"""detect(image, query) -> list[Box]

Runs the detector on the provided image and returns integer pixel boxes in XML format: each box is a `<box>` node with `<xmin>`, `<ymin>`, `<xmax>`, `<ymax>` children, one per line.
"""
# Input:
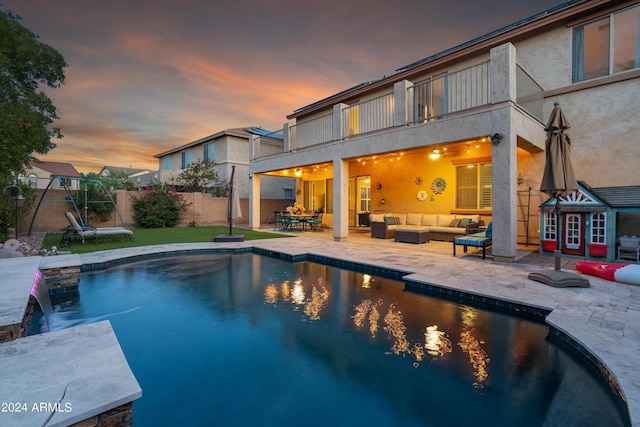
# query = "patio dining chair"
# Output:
<box><xmin>307</xmin><ymin>213</ymin><xmax>323</xmax><ymax>231</ymax></box>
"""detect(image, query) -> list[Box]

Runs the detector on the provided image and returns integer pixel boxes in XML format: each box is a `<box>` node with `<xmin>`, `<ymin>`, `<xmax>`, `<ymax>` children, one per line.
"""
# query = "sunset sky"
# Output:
<box><xmin>3</xmin><ymin>0</ymin><xmax>560</xmax><ymax>173</ymax></box>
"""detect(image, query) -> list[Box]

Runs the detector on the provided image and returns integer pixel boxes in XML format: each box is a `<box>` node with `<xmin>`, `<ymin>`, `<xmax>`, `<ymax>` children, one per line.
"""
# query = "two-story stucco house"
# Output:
<box><xmin>248</xmin><ymin>0</ymin><xmax>640</xmax><ymax>262</ymax></box>
<box><xmin>155</xmin><ymin>127</ymin><xmax>296</xmax><ymax>200</ymax></box>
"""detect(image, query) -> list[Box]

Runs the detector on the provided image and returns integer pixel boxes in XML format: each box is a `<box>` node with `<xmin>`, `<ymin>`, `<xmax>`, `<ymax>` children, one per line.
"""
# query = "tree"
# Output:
<box><xmin>0</xmin><ymin>8</ymin><xmax>67</xmax><ymax>179</ymax></box>
<box><xmin>174</xmin><ymin>159</ymin><xmax>222</xmax><ymax>193</ymax></box>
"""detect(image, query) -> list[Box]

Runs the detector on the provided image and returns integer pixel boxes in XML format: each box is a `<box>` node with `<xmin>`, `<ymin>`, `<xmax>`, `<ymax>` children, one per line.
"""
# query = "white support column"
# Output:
<box><xmin>490</xmin><ymin>43</ymin><xmax>517</xmax><ymax>104</ymax></box>
<box><xmin>283</xmin><ymin>123</ymin><xmax>291</xmax><ymax>152</ymax></box>
<box><xmin>333</xmin><ymin>103</ymin><xmax>347</xmax><ymax>141</ymax></box>
<box><xmin>333</xmin><ymin>158</ymin><xmax>349</xmax><ymax>241</ymax></box>
<box><xmin>249</xmin><ymin>173</ymin><xmax>261</xmax><ymax>230</ymax></box>
<box><xmin>490</xmin><ymin>42</ymin><xmax>518</xmax><ymax>261</ymax></box>
<box><xmin>393</xmin><ymin>80</ymin><xmax>412</xmax><ymax>127</ymax></box>
<box><xmin>248</xmin><ymin>135</ymin><xmax>255</xmax><ymax>160</ymax></box>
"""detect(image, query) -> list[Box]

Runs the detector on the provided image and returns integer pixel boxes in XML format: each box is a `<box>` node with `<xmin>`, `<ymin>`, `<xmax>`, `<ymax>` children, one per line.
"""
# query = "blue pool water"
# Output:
<box><xmin>31</xmin><ymin>253</ymin><xmax>628</xmax><ymax>426</ymax></box>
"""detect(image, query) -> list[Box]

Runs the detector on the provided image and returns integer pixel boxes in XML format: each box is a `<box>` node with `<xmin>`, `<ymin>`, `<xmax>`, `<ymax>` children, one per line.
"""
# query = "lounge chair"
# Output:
<box><xmin>64</xmin><ymin>212</ymin><xmax>134</xmax><ymax>244</ymax></box>
<box><xmin>452</xmin><ymin>222</ymin><xmax>492</xmax><ymax>259</ymax></box>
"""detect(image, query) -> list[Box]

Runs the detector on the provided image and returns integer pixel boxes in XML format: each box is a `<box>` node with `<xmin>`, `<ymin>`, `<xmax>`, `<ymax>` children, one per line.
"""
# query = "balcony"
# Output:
<box><xmin>251</xmin><ymin>45</ymin><xmax>543</xmax><ymax>161</ymax></box>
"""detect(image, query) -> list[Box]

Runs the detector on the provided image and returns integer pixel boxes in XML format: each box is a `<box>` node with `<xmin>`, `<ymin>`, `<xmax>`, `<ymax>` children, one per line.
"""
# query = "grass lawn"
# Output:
<box><xmin>42</xmin><ymin>226</ymin><xmax>291</xmax><ymax>254</ymax></box>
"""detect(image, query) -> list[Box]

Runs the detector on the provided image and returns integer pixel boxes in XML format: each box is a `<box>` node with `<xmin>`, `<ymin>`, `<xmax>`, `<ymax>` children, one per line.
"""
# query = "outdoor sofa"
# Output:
<box><xmin>370</xmin><ymin>213</ymin><xmax>481</xmax><ymax>242</ymax></box>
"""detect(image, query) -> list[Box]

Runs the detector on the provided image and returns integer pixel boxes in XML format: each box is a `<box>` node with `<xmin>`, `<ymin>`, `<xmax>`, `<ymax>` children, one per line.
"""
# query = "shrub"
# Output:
<box><xmin>131</xmin><ymin>183</ymin><xmax>190</xmax><ymax>228</ymax></box>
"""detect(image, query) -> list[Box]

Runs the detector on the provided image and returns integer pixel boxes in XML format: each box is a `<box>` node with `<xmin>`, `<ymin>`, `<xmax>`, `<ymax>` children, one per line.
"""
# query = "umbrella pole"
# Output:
<box><xmin>554</xmin><ymin>200</ymin><xmax>561</xmax><ymax>271</ymax></box>
<box><xmin>228</xmin><ymin>166</ymin><xmax>235</xmax><ymax>236</ymax></box>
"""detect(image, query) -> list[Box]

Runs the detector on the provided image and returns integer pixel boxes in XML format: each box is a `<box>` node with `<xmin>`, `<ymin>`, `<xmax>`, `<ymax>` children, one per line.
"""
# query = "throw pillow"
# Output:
<box><xmin>394</xmin><ymin>216</ymin><xmax>401</xmax><ymax>225</ymax></box>
<box><xmin>458</xmin><ymin>218</ymin><xmax>472</xmax><ymax>227</ymax></box>
<box><xmin>449</xmin><ymin>218</ymin><xmax>460</xmax><ymax>227</ymax></box>
<box><xmin>384</xmin><ymin>216</ymin><xmax>395</xmax><ymax>225</ymax></box>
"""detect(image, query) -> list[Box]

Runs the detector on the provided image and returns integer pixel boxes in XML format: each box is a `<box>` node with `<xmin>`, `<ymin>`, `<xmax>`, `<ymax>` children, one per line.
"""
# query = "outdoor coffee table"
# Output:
<box><xmin>394</xmin><ymin>228</ymin><xmax>430</xmax><ymax>244</ymax></box>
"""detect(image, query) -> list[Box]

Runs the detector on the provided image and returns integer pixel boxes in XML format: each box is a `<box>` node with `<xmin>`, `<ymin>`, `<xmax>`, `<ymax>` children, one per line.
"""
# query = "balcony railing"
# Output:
<box><xmin>252</xmin><ymin>130</ymin><xmax>284</xmax><ymax>160</ymax></box>
<box><xmin>341</xmin><ymin>92</ymin><xmax>394</xmax><ymax>138</ymax></box>
<box><xmin>289</xmin><ymin>113</ymin><xmax>333</xmax><ymax>151</ymax></box>
<box><xmin>516</xmin><ymin>64</ymin><xmax>544</xmax><ymax>122</ymax></box>
<box><xmin>409</xmin><ymin>61</ymin><xmax>490</xmax><ymax>123</ymax></box>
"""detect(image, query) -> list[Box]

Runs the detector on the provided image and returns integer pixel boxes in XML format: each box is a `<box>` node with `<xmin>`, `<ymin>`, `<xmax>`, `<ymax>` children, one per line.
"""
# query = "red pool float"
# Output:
<box><xmin>576</xmin><ymin>261</ymin><xmax>640</xmax><ymax>285</ymax></box>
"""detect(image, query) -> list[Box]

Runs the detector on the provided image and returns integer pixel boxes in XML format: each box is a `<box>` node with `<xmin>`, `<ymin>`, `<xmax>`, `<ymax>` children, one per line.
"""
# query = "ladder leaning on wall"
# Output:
<box><xmin>517</xmin><ymin>188</ymin><xmax>531</xmax><ymax>246</ymax></box>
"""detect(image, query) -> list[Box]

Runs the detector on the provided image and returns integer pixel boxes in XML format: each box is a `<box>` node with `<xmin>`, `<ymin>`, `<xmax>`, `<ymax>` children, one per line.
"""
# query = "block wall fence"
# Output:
<box><xmin>19</xmin><ymin>189</ymin><xmax>291</xmax><ymax>234</ymax></box>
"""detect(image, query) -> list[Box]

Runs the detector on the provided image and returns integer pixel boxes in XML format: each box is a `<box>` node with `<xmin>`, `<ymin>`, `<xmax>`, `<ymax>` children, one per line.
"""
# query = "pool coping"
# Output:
<box><xmin>2</xmin><ymin>237</ymin><xmax>639</xmax><ymax>426</ymax></box>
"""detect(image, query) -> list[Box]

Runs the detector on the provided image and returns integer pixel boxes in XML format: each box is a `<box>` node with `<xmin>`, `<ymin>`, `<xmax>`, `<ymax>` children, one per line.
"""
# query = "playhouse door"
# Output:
<box><xmin>563</xmin><ymin>213</ymin><xmax>585</xmax><ymax>256</ymax></box>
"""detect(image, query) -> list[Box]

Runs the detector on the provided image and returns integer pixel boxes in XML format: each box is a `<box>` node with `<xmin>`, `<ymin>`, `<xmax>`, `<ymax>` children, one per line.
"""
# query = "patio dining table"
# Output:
<box><xmin>279</xmin><ymin>213</ymin><xmax>319</xmax><ymax>231</ymax></box>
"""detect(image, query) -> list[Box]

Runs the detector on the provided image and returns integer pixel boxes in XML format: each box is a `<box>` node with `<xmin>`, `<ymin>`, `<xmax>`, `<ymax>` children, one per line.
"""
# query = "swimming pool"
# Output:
<box><xmin>31</xmin><ymin>252</ymin><xmax>628</xmax><ymax>426</ymax></box>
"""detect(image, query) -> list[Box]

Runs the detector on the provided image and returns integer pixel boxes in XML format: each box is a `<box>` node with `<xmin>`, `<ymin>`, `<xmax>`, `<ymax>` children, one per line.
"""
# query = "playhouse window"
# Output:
<box><xmin>590</xmin><ymin>212</ymin><xmax>607</xmax><ymax>244</ymax></box>
<box><xmin>543</xmin><ymin>212</ymin><xmax>557</xmax><ymax>241</ymax></box>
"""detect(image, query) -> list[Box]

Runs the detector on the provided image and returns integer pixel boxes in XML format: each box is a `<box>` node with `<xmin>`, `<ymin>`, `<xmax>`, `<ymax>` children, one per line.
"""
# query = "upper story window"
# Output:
<box><xmin>181</xmin><ymin>150</ymin><xmax>190</xmax><ymax>169</ymax></box>
<box><xmin>455</xmin><ymin>163</ymin><xmax>492</xmax><ymax>210</ymax></box>
<box><xmin>204</xmin><ymin>143</ymin><xmax>215</xmax><ymax>162</ymax></box>
<box><xmin>163</xmin><ymin>157</ymin><xmax>170</xmax><ymax>170</ymax></box>
<box><xmin>27</xmin><ymin>173</ymin><xmax>37</xmax><ymax>187</ymax></box>
<box><xmin>573</xmin><ymin>4</ymin><xmax>640</xmax><ymax>82</ymax></box>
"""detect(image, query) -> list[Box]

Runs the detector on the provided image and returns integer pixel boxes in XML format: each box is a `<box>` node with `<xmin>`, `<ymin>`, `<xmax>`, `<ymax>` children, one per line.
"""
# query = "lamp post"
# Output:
<box><xmin>4</xmin><ymin>184</ymin><xmax>24</xmax><ymax>240</ymax></box>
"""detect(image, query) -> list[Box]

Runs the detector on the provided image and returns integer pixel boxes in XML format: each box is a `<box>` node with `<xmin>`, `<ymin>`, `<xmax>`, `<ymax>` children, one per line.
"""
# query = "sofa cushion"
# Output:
<box><xmin>438</xmin><ymin>214</ymin><xmax>456</xmax><ymax>227</ymax></box>
<box><xmin>406</xmin><ymin>213</ymin><xmax>422</xmax><ymax>225</ymax></box>
<box><xmin>396</xmin><ymin>225</ymin><xmax>429</xmax><ymax>231</ymax></box>
<box><xmin>421</xmin><ymin>214</ymin><xmax>438</xmax><ymax>226</ymax></box>
<box><xmin>370</xmin><ymin>213</ymin><xmax>385</xmax><ymax>223</ymax></box>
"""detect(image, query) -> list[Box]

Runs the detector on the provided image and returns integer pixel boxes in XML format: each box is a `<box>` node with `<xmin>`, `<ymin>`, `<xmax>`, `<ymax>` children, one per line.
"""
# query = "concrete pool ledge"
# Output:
<box><xmin>1</xmin><ymin>235</ymin><xmax>639</xmax><ymax>425</ymax></box>
<box><xmin>0</xmin><ymin>320</ymin><xmax>142</xmax><ymax>427</ymax></box>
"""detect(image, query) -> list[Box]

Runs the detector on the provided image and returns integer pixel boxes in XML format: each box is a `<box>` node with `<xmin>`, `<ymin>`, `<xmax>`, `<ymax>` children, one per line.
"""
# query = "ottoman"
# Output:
<box><xmin>394</xmin><ymin>228</ymin><xmax>430</xmax><ymax>244</ymax></box>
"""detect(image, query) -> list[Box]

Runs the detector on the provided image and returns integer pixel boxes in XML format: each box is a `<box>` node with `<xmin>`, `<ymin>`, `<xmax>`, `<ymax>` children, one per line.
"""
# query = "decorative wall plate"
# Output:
<box><xmin>415</xmin><ymin>176</ymin><xmax>423</xmax><ymax>185</ymax></box>
<box><xmin>431</xmin><ymin>177</ymin><xmax>447</xmax><ymax>194</ymax></box>
<box><xmin>417</xmin><ymin>190</ymin><xmax>427</xmax><ymax>202</ymax></box>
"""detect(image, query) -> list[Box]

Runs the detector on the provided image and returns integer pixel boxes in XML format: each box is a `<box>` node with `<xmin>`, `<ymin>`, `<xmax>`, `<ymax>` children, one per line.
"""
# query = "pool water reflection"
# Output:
<box><xmin>31</xmin><ymin>253</ymin><xmax>628</xmax><ymax>427</ymax></box>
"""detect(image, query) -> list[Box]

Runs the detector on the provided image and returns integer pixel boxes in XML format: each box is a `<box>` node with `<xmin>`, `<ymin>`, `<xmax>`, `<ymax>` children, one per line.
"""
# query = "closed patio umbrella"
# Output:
<box><xmin>529</xmin><ymin>103</ymin><xmax>588</xmax><ymax>287</ymax></box>
<box><xmin>214</xmin><ymin>165</ymin><xmax>245</xmax><ymax>242</ymax></box>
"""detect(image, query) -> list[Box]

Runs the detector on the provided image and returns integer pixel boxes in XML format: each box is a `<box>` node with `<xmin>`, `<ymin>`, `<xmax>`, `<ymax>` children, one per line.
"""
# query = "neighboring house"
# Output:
<box><xmin>99</xmin><ymin>165</ymin><xmax>157</xmax><ymax>189</ymax></box>
<box><xmin>248</xmin><ymin>0</ymin><xmax>640</xmax><ymax>262</ymax></box>
<box><xmin>20</xmin><ymin>160</ymin><xmax>81</xmax><ymax>190</ymax></box>
<box><xmin>154</xmin><ymin>127</ymin><xmax>296</xmax><ymax>199</ymax></box>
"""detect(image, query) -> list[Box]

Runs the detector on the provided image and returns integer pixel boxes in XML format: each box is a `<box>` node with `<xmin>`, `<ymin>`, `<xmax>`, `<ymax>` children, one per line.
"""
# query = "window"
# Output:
<box><xmin>455</xmin><ymin>163</ymin><xmax>492</xmax><ymax>209</ymax></box>
<box><xmin>28</xmin><ymin>174</ymin><xmax>37</xmax><ymax>187</ymax></box>
<box><xmin>543</xmin><ymin>212</ymin><xmax>557</xmax><ymax>241</ymax></box>
<box><xmin>573</xmin><ymin>5</ymin><xmax>640</xmax><ymax>82</ymax></box>
<box><xmin>284</xmin><ymin>188</ymin><xmax>294</xmax><ymax>199</ymax></box>
<box><xmin>590</xmin><ymin>212</ymin><xmax>607</xmax><ymax>244</ymax></box>
<box><xmin>163</xmin><ymin>157</ymin><xmax>170</xmax><ymax>170</ymax></box>
<box><xmin>359</xmin><ymin>186</ymin><xmax>371</xmax><ymax>212</ymax></box>
<box><xmin>181</xmin><ymin>150</ymin><xmax>190</xmax><ymax>169</ymax></box>
<box><xmin>204</xmin><ymin>143</ymin><xmax>215</xmax><ymax>162</ymax></box>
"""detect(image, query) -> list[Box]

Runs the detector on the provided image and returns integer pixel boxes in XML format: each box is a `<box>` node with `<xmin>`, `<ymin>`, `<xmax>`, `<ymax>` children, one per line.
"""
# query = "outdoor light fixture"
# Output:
<box><xmin>517</xmin><ymin>174</ymin><xmax>524</xmax><ymax>186</ymax></box>
<box><xmin>294</xmin><ymin>168</ymin><xmax>302</xmax><ymax>177</ymax></box>
<box><xmin>4</xmin><ymin>183</ymin><xmax>24</xmax><ymax>240</ymax></box>
<box><xmin>376</xmin><ymin>183</ymin><xmax>382</xmax><ymax>190</ymax></box>
<box><xmin>491</xmin><ymin>133</ymin><xmax>504</xmax><ymax>145</ymax></box>
<box><xmin>429</xmin><ymin>147</ymin><xmax>441</xmax><ymax>159</ymax></box>
<box><xmin>467</xmin><ymin>145</ymin><xmax>471</xmax><ymax>153</ymax></box>
<box><xmin>380</xmin><ymin>198</ymin><xmax>386</xmax><ymax>205</ymax></box>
